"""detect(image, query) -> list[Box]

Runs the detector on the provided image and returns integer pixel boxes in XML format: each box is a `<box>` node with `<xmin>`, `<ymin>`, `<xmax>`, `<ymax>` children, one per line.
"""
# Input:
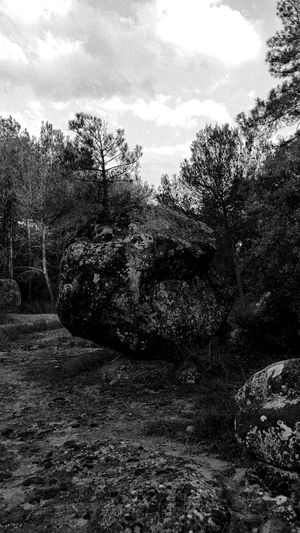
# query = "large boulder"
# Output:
<box><xmin>0</xmin><ymin>279</ymin><xmax>21</xmax><ymax>312</ymax></box>
<box><xmin>235</xmin><ymin>359</ymin><xmax>300</xmax><ymax>471</ymax></box>
<box><xmin>57</xmin><ymin>206</ymin><xmax>227</xmax><ymax>359</ymax></box>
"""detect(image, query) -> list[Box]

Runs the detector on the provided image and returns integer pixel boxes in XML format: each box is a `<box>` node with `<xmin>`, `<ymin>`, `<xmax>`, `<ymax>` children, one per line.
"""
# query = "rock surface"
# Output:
<box><xmin>57</xmin><ymin>206</ymin><xmax>227</xmax><ymax>359</ymax></box>
<box><xmin>235</xmin><ymin>359</ymin><xmax>300</xmax><ymax>471</ymax></box>
<box><xmin>0</xmin><ymin>327</ymin><xmax>231</xmax><ymax>533</ymax></box>
<box><xmin>225</xmin><ymin>466</ymin><xmax>299</xmax><ymax>532</ymax></box>
<box><xmin>0</xmin><ymin>279</ymin><xmax>21</xmax><ymax>312</ymax></box>
<box><xmin>2</xmin><ymin>326</ymin><xmax>300</xmax><ymax>532</ymax></box>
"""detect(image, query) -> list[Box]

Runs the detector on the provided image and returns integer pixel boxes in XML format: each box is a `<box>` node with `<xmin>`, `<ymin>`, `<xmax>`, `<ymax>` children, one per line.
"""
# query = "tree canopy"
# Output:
<box><xmin>237</xmin><ymin>0</ymin><xmax>300</xmax><ymax>135</ymax></box>
<box><xmin>68</xmin><ymin>113</ymin><xmax>142</xmax><ymax>218</ymax></box>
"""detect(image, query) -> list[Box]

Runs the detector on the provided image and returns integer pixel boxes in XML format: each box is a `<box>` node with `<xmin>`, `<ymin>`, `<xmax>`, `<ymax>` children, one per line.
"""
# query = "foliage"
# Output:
<box><xmin>157</xmin><ymin>173</ymin><xmax>201</xmax><ymax>215</ymax></box>
<box><xmin>242</xmin><ymin>135</ymin><xmax>300</xmax><ymax>349</ymax></box>
<box><xmin>237</xmin><ymin>0</ymin><xmax>300</xmax><ymax>135</ymax></box>
<box><xmin>0</xmin><ymin>116</ymin><xmax>24</xmax><ymax>278</ymax></box>
<box><xmin>68</xmin><ymin>112</ymin><xmax>142</xmax><ymax>218</ymax></box>
<box><xmin>0</xmin><ymin>113</ymin><xmax>148</xmax><ymax>308</ymax></box>
<box><xmin>159</xmin><ymin>124</ymin><xmax>264</xmax><ymax>302</ymax></box>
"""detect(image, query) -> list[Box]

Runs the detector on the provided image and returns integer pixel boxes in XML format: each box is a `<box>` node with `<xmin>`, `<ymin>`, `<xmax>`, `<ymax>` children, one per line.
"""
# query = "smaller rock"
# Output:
<box><xmin>236</xmin><ymin>359</ymin><xmax>300</xmax><ymax>410</ymax></box>
<box><xmin>48</xmin><ymin>477</ymin><xmax>58</xmax><ymax>485</ymax></box>
<box><xmin>1</xmin><ymin>507</ymin><xmax>30</xmax><ymax>525</ymax></box>
<box><xmin>59</xmin><ymin>482</ymin><xmax>69</xmax><ymax>491</ymax></box>
<box><xmin>0</xmin><ymin>279</ymin><xmax>21</xmax><ymax>312</ymax></box>
<box><xmin>177</xmin><ymin>365</ymin><xmax>201</xmax><ymax>385</ymax></box>
<box><xmin>42</xmin><ymin>460</ymin><xmax>54</xmax><ymax>470</ymax></box>
<box><xmin>0</xmin><ymin>471</ymin><xmax>12</xmax><ymax>482</ymax></box>
<box><xmin>71</xmin><ymin>422</ymin><xmax>81</xmax><ymax>428</ymax></box>
<box><xmin>39</xmin><ymin>487</ymin><xmax>60</xmax><ymax>499</ymax></box>
<box><xmin>247</xmin><ymin>463</ymin><xmax>300</xmax><ymax>497</ymax></box>
<box><xmin>186</xmin><ymin>425</ymin><xmax>195</xmax><ymax>435</ymax></box>
<box><xmin>1</xmin><ymin>427</ymin><xmax>14</xmax><ymax>438</ymax></box>
<box><xmin>22</xmin><ymin>476</ymin><xmax>45</xmax><ymax>487</ymax></box>
<box><xmin>63</xmin><ymin>440</ymin><xmax>82</xmax><ymax>450</ymax></box>
<box><xmin>235</xmin><ymin>359</ymin><xmax>300</xmax><ymax>471</ymax></box>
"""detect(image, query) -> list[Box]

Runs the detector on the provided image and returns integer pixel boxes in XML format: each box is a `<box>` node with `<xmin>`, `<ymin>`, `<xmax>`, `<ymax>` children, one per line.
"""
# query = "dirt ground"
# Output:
<box><xmin>0</xmin><ymin>328</ymin><xmax>233</xmax><ymax>533</ymax></box>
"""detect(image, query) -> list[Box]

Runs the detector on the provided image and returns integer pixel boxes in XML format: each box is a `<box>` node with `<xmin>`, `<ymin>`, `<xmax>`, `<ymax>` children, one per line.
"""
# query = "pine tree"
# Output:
<box><xmin>68</xmin><ymin>113</ymin><xmax>142</xmax><ymax>219</ymax></box>
<box><xmin>237</xmin><ymin>0</ymin><xmax>300</xmax><ymax>134</ymax></box>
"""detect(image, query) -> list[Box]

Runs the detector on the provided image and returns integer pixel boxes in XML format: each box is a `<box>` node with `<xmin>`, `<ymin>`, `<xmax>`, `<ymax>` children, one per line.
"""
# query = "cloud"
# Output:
<box><xmin>97</xmin><ymin>95</ymin><xmax>232</xmax><ymax>127</ymax></box>
<box><xmin>0</xmin><ymin>0</ymin><xmax>262</xmax><ymax>104</ymax></box>
<box><xmin>144</xmin><ymin>142</ymin><xmax>190</xmax><ymax>155</ymax></box>
<box><xmin>0</xmin><ymin>97</ymin><xmax>47</xmax><ymax>136</ymax></box>
<box><xmin>34</xmin><ymin>33</ymin><xmax>80</xmax><ymax>61</ymax></box>
<box><xmin>0</xmin><ymin>35</ymin><xmax>27</xmax><ymax>63</ymax></box>
<box><xmin>2</xmin><ymin>0</ymin><xmax>72</xmax><ymax>23</ymax></box>
<box><xmin>155</xmin><ymin>0</ymin><xmax>262</xmax><ymax>65</ymax></box>
<box><xmin>0</xmin><ymin>1</ymin><xmax>159</xmax><ymax>99</ymax></box>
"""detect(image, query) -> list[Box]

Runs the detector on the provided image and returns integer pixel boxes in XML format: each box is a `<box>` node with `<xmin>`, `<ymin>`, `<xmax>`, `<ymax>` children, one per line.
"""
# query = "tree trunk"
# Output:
<box><xmin>231</xmin><ymin>245</ymin><xmax>245</xmax><ymax>305</ymax></box>
<box><xmin>8</xmin><ymin>215</ymin><xmax>13</xmax><ymax>279</ymax></box>
<box><xmin>223</xmin><ymin>210</ymin><xmax>245</xmax><ymax>305</ymax></box>
<box><xmin>41</xmin><ymin>222</ymin><xmax>55</xmax><ymax>308</ymax></box>
<box><xmin>102</xmin><ymin>176</ymin><xmax>109</xmax><ymax>219</ymax></box>
<box><xmin>27</xmin><ymin>219</ymin><xmax>32</xmax><ymax>302</ymax></box>
<box><xmin>100</xmin><ymin>149</ymin><xmax>110</xmax><ymax>219</ymax></box>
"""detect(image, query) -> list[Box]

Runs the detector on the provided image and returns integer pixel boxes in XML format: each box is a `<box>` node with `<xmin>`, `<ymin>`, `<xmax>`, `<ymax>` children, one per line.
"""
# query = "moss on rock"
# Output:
<box><xmin>235</xmin><ymin>359</ymin><xmax>300</xmax><ymax>471</ymax></box>
<box><xmin>57</xmin><ymin>205</ymin><xmax>228</xmax><ymax>359</ymax></box>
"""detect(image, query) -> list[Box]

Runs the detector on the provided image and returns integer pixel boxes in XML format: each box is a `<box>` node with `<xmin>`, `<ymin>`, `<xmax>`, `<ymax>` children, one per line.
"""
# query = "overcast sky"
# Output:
<box><xmin>0</xmin><ymin>0</ymin><xmax>279</xmax><ymax>185</ymax></box>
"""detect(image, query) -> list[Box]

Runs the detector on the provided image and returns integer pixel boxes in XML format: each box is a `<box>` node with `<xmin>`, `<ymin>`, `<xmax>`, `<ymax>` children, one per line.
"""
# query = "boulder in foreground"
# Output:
<box><xmin>57</xmin><ymin>206</ymin><xmax>227</xmax><ymax>359</ymax></box>
<box><xmin>235</xmin><ymin>359</ymin><xmax>300</xmax><ymax>471</ymax></box>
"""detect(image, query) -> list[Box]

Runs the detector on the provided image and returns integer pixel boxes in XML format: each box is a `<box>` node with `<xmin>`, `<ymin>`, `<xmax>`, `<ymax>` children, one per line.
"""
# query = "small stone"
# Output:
<box><xmin>26</xmin><ymin>493</ymin><xmax>41</xmax><ymax>504</ymax></box>
<box><xmin>0</xmin><ymin>471</ymin><xmax>12</xmax><ymax>482</ymax></box>
<box><xmin>1</xmin><ymin>427</ymin><xmax>14</xmax><ymax>438</ymax></box>
<box><xmin>83</xmin><ymin>463</ymin><xmax>94</xmax><ymax>470</ymax></box>
<box><xmin>48</xmin><ymin>477</ymin><xmax>58</xmax><ymax>485</ymax></box>
<box><xmin>39</xmin><ymin>487</ymin><xmax>59</xmax><ymax>499</ymax></box>
<box><xmin>22</xmin><ymin>476</ymin><xmax>45</xmax><ymax>487</ymax></box>
<box><xmin>43</xmin><ymin>461</ymin><xmax>54</xmax><ymax>469</ymax></box>
<box><xmin>59</xmin><ymin>482</ymin><xmax>69</xmax><ymax>491</ymax></box>
<box><xmin>63</xmin><ymin>440</ymin><xmax>81</xmax><ymax>449</ymax></box>
<box><xmin>1</xmin><ymin>507</ymin><xmax>29</xmax><ymax>524</ymax></box>
<box><xmin>186</xmin><ymin>425</ymin><xmax>195</xmax><ymax>434</ymax></box>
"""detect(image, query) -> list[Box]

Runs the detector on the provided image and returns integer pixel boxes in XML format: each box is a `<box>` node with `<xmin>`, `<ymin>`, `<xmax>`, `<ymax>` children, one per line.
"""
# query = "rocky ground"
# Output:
<box><xmin>0</xmin><ymin>327</ymin><xmax>234</xmax><ymax>532</ymax></box>
<box><xmin>0</xmin><ymin>327</ymin><xmax>299</xmax><ymax>532</ymax></box>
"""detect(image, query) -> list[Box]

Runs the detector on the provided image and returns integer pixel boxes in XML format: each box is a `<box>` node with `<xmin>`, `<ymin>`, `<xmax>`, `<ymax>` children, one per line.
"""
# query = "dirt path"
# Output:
<box><xmin>0</xmin><ymin>329</ymin><xmax>232</xmax><ymax>532</ymax></box>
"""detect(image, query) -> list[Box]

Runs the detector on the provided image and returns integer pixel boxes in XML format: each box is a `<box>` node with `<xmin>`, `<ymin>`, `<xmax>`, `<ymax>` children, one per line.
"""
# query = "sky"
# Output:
<box><xmin>0</xmin><ymin>0</ymin><xmax>280</xmax><ymax>186</ymax></box>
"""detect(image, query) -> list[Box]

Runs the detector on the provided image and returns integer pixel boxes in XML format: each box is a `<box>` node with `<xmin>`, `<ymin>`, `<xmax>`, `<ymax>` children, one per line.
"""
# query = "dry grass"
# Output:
<box><xmin>49</xmin><ymin>349</ymin><xmax>117</xmax><ymax>380</ymax></box>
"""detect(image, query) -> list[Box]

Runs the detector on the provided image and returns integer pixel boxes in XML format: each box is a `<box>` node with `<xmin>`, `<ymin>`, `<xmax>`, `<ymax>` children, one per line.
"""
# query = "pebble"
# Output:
<box><xmin>22</xmin><ymin>476</ymin><xmax>45</xmax><ymax>487</ymax></box>
<box><xmin>0</xmin><ymin>471</ymin><xmax>12</xmax><ymax>482</ymax></box>
<box><xmin>63</xmin><ymin>440</ymin><xmax>81</xmax><ymax>450</ymax></box>
<box><xmin>1</xmin><ymin>427</ymin><xmax>14</xmax><ymax>438</ymax></box>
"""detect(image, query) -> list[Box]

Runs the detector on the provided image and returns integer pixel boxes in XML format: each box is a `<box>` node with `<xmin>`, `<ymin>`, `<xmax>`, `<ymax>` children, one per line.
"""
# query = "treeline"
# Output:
<box><xmin>158</xmin><ymin>125</ymin><xmax>300</xmax><ymax>350</ymax></box>
<box><xmin>158</xmin><ymin>0</ymin><xmax>300</xmax><ymax>350</ymax></box>
<box><xmin>0</xmin><ymin>114</ymin><xmax>150</xmax><ymax>310</ymax></box>
<box><xmin>0</xmin><ymin>0</ymin><xmax>299</xmax><ymax>349</ymax></box>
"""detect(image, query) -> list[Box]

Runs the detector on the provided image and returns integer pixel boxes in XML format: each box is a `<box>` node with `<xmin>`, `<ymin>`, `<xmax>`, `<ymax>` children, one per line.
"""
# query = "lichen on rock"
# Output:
<box><xmin>57</xmin><ymin>205</ymin><xmax>228</xmax><ymax>360</ymax></box>
<box><xmin>235</xmin><ymin>359</ymin><xmax>300</xmax><ymax>471</ymax></box>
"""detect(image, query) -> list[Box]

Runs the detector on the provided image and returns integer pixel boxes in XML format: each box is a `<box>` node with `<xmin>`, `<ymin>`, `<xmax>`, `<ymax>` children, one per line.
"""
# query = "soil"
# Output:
<box><xmin>0</xmin><ymin>328</ymin><xmax>233</xmax><ymax>533</ymax></box>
